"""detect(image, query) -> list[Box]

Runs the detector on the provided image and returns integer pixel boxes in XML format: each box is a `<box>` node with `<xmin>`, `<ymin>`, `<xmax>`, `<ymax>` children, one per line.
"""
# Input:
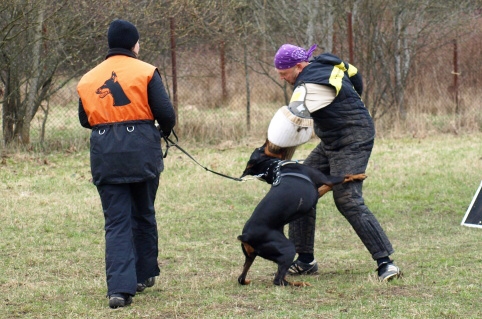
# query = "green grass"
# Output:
<box><xmin>1</xmin><ymin>134</ymin><xmax>482</xmax><ymax>318</ymax></box>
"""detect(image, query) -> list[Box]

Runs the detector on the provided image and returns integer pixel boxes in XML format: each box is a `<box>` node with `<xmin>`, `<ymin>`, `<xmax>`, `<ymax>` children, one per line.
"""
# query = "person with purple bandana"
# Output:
<box><xmin>274</xmin><ymin>44</ymin><xmax>401</xmax><ymax>281</ymax></box>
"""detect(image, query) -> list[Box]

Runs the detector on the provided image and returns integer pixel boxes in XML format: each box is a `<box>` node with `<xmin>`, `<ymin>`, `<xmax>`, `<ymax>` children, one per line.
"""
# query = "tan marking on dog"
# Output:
<box><xmin>318</xmin><ymin>174</ymin><xmax>366</xmax><ymax>198</ymax></box>
<box><xmin>318</xmin><ymin>185</ymin><xmax>332</xmax><ymax>198</ymax></box>
<box><xmin>288</xmin><ymin>280</ymin><xmax>312</xmax><ymax>287</ymax></box>
<box><xmin>242</xmin><ymin>242</ymin><xmax>256</xmax><ymax>256</ymax></box>
<box><xmin>343</xmin><ymin>173</ymin><xmax>367</xmax><ymax>183</ymax></box>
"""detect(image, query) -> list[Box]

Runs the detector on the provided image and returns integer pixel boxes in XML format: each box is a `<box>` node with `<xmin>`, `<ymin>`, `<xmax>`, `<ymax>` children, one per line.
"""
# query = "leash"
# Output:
<box><xmin>161</xmin><ymin>130</ymin><xmax>244</xmax><ymax>182</ymax></box>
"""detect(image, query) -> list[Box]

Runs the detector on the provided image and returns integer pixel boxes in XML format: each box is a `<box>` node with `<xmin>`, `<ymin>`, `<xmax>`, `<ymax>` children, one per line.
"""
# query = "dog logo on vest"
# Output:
<box><xmin>96</xmin><ymin>71</ymin><xmax>131</xmax><ymax>106</ymax></box>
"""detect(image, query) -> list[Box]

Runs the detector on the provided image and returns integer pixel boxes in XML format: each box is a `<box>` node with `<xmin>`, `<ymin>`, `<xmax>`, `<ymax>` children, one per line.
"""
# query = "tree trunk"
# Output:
<box><xmin>20</xmin><ymin>3</ymin><xmax>45</xmax><ymax>145</ymax></box>
<box><xmin>2</xmin><ymin>67</ymin><xmax>19</xmax><ymax>145</ymax></box>
<box><xmin>394</xmin><ymin>11</ymin><xmax>406</xmax><ymax>120</ymax></box>
<box><xmin>243</xmin><ymin>42</ymin><xmax>251</xmax><ymax>131</ymax></box>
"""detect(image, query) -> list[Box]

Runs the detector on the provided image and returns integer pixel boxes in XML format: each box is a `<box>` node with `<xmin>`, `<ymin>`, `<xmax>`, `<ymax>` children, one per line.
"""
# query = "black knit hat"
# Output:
<box><xmin>107</xmin><ymin>19</ymin><xmax>139</xmax><ymax>50</ymax></box>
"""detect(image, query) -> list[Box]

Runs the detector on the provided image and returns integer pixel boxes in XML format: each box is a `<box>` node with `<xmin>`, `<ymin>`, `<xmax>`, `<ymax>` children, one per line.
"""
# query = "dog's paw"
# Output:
<box><xmin>290</xmin><ymin>281</ymin><xmax>311</xmax><ymax>287</ymax></box>
<box><xmin>343</xmin><ymin>173</ymin><xmax>367</xmax><ymax>183</ymax></box>
<box><xmin>238</xmin><ymin>278</ymin><xmax>251</xmax><ymax>285</ymax></box>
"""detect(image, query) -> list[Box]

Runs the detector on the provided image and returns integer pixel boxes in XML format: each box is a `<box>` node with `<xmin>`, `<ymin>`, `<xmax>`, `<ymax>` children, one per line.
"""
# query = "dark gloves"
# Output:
<box><xmin>155</xmin><ymin>123</ymin><xmax>171</xmax><ymax>138</ymax></box>
<box><xmin>161</xmin><ymin>129</ymin><xmax>171</xmax><ymax>139</ymax></box>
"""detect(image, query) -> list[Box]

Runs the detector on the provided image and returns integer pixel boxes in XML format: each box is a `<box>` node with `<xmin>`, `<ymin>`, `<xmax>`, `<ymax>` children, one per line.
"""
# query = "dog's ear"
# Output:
<box><xmin>240</xmin><ymin>146</ymin><xmax>263</xmax><ymax>177</ymax></box>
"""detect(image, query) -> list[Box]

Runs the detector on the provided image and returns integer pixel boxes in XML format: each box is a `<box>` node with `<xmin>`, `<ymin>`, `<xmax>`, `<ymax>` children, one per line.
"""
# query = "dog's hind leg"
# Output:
<box><xmin>237</xmin><ymin>239</ymin><xmax>257</xmax><ymax>285</ymax></box>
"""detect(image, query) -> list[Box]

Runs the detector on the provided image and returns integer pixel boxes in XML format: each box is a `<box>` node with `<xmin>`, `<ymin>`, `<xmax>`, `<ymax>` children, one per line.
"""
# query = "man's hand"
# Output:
<box><xmin>161</xmin><ymin>130</ymin><xmax>171</xmax><ymax>138</ymax></box>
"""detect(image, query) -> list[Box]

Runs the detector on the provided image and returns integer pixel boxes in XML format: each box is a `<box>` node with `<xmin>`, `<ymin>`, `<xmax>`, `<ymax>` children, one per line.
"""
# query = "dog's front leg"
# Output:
<box><xmin>273</xmin><ymin>267</ymin><xmax>290</xmax><ymax>286</ymax></box>
<box><xmin>343</xmin><ymin>173</ymin><xmax>367</xmax><ymax>183</ymax></box>
<box><xmin>318</xmin><ymin>174</ymin><xmax>367</xmax><ymax>198</ymax></box>
<box><xmin>238</xmin><ymin>241</ymin><xmax>257</xmax><ymax>285</ymax></box>
<box><xmin>273</xmin><ymin>265</ymin><xmax>312</xmax><ymax>287</ymax></box>
<box><xmin>318</xmin><ymin>184</ymin><xmax>332</xmax><ymax>198</ymax></box>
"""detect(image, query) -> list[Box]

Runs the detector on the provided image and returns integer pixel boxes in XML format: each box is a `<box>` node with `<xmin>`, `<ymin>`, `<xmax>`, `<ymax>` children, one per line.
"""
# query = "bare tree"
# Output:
<box><xmin>353</xmin><ymin>0</ymin><xmax>480</xmax><ymax>120</ymax></box>
<box><xmin>1</xmin><ymin>0</ymin><xmax>481</xmax><ymax>145</ymax></box>
<box><xmin>232</xmin><ymin>0</ymin><xmax>333</xmax><ymax>105</ymax></box>
<box><xmin>0</xmin><ymin>0</ymin><xmax>110</xmax><ymax>145</ymax></box>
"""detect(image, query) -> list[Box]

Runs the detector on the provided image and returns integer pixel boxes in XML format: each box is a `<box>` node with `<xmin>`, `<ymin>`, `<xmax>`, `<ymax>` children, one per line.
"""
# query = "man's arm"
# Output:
<box><xmin>303</xmin><ymin>83</ymin><xmax>336</xmax><ymax>113</ymax></box>
<box><xmin>78</xmin><ymin>99</ymin><xmax>92</xmax><ymax>129</ymax></box>
<box><xmin>148</xmin><ymin>70</ymin><xmax>176</xmax><ymax>136</ymax></box>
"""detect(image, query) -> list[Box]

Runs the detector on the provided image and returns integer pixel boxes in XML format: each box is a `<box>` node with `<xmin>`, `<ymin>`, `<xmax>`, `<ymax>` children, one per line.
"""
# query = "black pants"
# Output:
<box><xmin>96</xmin><ymin>177</ymin><xmax>161</xmax><ymax>296</ymax></box>
<box><xmin>289</xmin><ymin>138</ymin><xmax>394</xmax><ymax>260</ymax></box>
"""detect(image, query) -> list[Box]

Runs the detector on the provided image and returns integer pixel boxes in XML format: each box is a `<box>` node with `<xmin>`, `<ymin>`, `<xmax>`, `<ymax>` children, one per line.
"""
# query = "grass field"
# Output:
<box><xmin>1</xmin><ymin>134</ymin><xmax>482</xmax><ymax>318</ymax></box>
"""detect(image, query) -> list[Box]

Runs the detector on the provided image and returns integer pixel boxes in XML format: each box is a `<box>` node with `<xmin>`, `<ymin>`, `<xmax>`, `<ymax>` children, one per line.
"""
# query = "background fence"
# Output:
<box><xmin>23</xmin><ymin>45</ymin><xmax>290</xmax><ymax>150</ymax></box>
<box><xmin>24</xmin><ymin>40</ymin><xmax>480</xmax><ymax>151</ymax></box>
<box><xmin>2</xmin><ymin>2</ymin><xmax>482</xmax><ymax>151</ymax></box>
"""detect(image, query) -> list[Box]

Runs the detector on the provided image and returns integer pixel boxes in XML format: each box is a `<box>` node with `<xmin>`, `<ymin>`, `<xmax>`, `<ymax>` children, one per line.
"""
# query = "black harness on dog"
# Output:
<box><xmin>276</xmin><ymin>173</ymin><xmax>314</xmax><ymax>186</ymax></box>
<box><xmin>272</xmin><ymin>161</ymin><xmax>313</xmax><ymax>187</ymax></box>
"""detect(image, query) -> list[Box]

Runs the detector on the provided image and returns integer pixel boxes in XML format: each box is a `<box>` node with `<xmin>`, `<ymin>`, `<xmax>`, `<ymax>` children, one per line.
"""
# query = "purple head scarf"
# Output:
<box><xmin>274</xmin><ymin>44</ymin><xmax>317</xmax><ymax>69</ymax></box>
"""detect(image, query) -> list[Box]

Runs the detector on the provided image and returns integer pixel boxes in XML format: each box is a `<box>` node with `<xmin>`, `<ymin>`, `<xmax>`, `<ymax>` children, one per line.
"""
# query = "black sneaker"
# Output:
<box><xmin>377</xmin><ymin>261</ymin><xmax>402</xmax><ymax>281</ymax></box>
<box><xmin>288</xmin><ymin>259</ymin><xmax>319</xmax><ymax>275</ymax></box>
<box><xmin>109</xmin><ymin>293</ymin><xmax>132</xmax><ymax>309</ymax></box>
<box><xmin>136</xmin><ymin>277</ymin><xmax>156</xmax><ymax>292</ymax></box>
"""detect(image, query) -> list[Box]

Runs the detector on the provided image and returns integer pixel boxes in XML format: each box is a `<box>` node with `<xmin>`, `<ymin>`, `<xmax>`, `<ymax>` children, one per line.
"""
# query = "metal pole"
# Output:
<box><xmin>453</xmin><ymin>39</ymin><xmax>459</xmax><ymax>114</ymax></box>
<box><xmin>169</xmin><ymin>17</ymin><xmax>179</xmax><ymax>125</ymax></box>
<box><xmin>347</xmin><ymin>12</ymin><xmax>354</xmax><ymax>63</ymax></box>
<box><xmin>220</xmin><ymin>41</ymin><xmax>227</xmax><ymax>103</ymax></box>
<box><xmin>244</xmin><ymin>43</ymin><xmax>250</xmax><ymax>131</ymax></box>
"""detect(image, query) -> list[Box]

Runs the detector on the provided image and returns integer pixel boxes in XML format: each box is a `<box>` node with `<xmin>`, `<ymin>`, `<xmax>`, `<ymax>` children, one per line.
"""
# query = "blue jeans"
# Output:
<box><xmin>97</xmin><ymin>177</ymin><xmax>161</xmax><ymax>296</ymax></box>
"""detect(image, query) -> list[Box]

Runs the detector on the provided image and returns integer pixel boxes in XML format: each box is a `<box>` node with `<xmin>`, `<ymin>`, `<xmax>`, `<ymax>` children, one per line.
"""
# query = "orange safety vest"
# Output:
<box><xmin>77</xmin><ymin>55</ymin><xmax>156</xmax><ymax>126</ymax></box>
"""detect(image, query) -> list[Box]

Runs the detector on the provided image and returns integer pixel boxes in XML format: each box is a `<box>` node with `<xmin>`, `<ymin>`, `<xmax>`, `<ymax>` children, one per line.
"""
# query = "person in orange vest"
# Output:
<box><xmin>77</xmin><ymin>19</ymin><xmax>176</xmax><ymax>309</ymax></box>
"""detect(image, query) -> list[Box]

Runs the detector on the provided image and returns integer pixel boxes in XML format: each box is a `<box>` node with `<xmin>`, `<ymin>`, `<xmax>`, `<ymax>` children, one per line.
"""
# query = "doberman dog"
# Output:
<box><xmin>237</xmin><ymin>141</ymin><xmax>366</xmax><ymax>287</ymax></box>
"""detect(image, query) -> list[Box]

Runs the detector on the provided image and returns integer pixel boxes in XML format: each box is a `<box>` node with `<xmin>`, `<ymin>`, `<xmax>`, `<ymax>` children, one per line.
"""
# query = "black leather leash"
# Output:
<box><xmin>161</xmin><ymin>130</ymin><xmax>243</xmax><ymax>182</ymax></box>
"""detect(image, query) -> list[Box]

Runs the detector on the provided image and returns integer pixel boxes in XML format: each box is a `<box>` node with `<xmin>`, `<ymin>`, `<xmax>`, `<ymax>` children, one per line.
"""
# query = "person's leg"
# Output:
<box><xmin>328</xmin><ymin>139</ymin><xmax>400</xmax><ymax>280</ymax></box>
<box><xmin>97</xmin><ymin>183</ymin><xmax>137</xmax><ymax>299</ymax></box>
<box><xmin>329</xmin><ymin>138</ymin><xmax>394</xmax><ymax>258</ymax></box>
<box><xmin>130</xmin><ymin>177</ymin><xmax>161</xmax><ymax>288</ymax></box>
<box><xmin>332</xmin><ymin>181</ymin><xmax>394</xmax><ymax>258</ymax></box>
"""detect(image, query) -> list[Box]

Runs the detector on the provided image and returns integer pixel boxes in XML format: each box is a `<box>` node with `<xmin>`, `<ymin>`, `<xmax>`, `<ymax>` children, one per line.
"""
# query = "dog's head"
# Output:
<box><xmin>240</xmin><ymin>141</ymin><xmax>280</xmax><ymax>179</ymax></box>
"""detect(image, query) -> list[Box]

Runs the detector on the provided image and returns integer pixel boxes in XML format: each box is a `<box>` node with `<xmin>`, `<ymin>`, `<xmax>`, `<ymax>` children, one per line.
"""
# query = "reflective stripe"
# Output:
<box><xmin>328</xmin><ymin>63</ymin><xmax>346</xmax><ymax>96</ymax></box>
<box><xmin>346</xmin><ymin>63</ymin><xmax>358</xmax><ymax>77</ymax></box>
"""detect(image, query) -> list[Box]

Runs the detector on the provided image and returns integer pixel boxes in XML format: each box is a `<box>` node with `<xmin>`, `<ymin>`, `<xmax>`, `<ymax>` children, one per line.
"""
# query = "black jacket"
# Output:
<box><xmin>295</xmin><ymin>53</ymin><xmax>374</xmax><ymax>149</ymax></box>
<box><xmin>78</xmin><ymin>49</ymin><xmax>176</xmax><ymax>185</ymax></box>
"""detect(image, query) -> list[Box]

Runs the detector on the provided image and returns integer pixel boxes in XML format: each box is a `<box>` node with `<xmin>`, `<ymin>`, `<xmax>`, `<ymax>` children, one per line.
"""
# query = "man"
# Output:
<box><xmin>274</xmin><ymin>44</ymin><xmax>401</xmax><ymax>281</ymax></box>
<box><xmin>77</xmin><ymin>19</ymin><xmax>176</xmax><ymax>308</ymax></box>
